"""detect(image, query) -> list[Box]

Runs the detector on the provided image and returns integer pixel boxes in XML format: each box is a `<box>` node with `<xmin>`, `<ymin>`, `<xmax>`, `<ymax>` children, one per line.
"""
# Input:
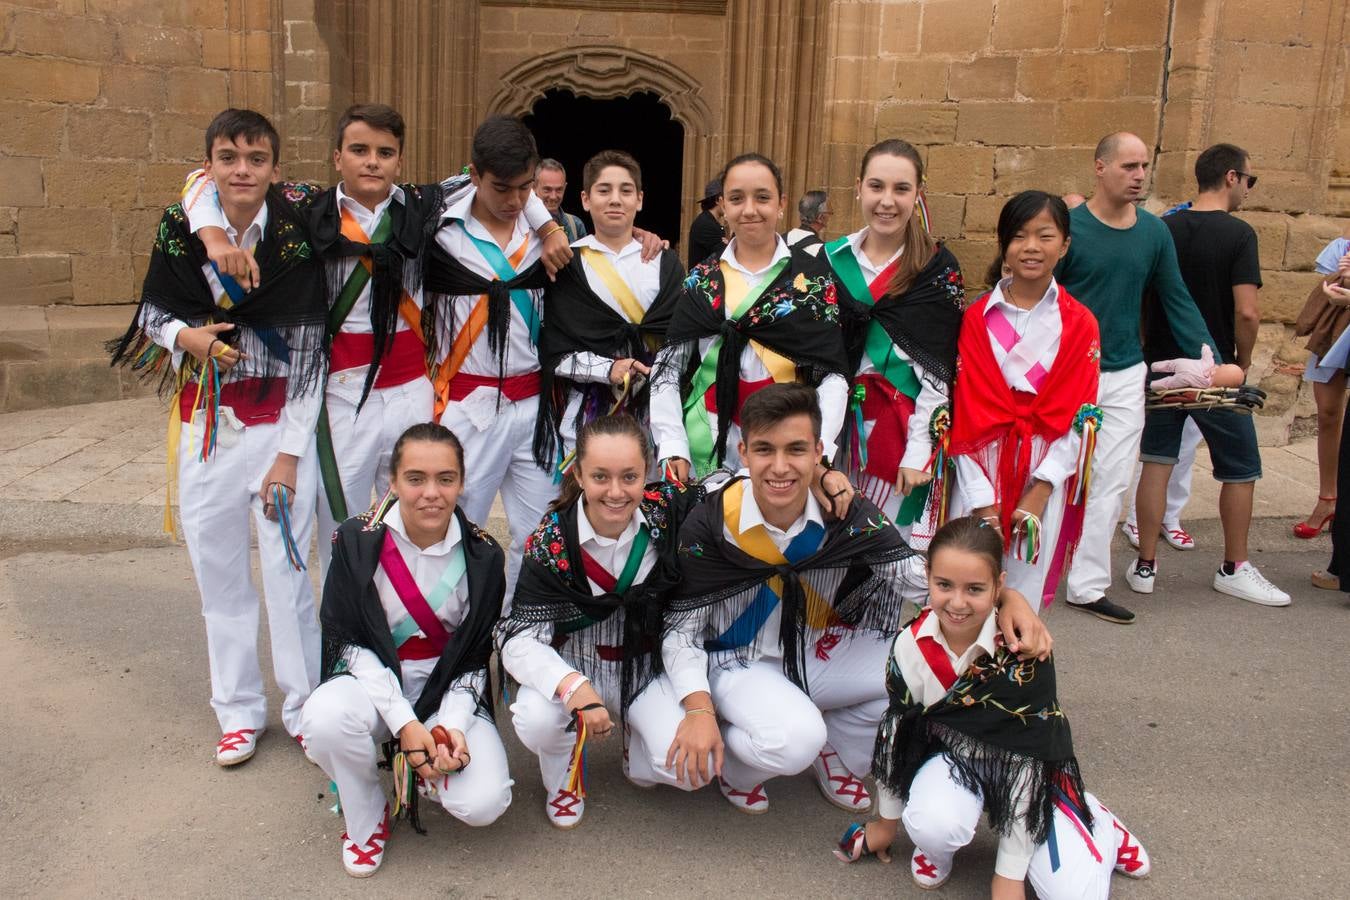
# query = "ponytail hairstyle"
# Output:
<box><xmin>547</xmin><ymin>413</ymin><xmax>652</xmax><ymax>513</ymax></box>
<box><xmin>858</xmin><ymin>138</ymin><xmax>937</xmax><ymax>298</ymax></box>
<box><xmin>389</xmin><ymin>422</ymin><xmax>465</xmax><ymax>481</ymax></box>
<box><xmin>927</xmin><ymin>515</ymin><xmax>1005</xmax><ymax>583</ymax></box>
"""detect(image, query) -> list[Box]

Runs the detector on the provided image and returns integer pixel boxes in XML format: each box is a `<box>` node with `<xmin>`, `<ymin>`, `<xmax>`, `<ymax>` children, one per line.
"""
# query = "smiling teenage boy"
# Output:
<box><xmin>110</xmin><ymin>109</ymin><xmax>327</xmax><ymax>766</ymax></box>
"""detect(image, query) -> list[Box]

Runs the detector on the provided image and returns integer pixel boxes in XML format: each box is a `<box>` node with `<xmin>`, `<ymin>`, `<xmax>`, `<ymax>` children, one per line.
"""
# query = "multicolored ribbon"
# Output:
<box><xmin>269</xmin><ymin>482</ymin><xmax>306</xmax><ymax>571</ymax></box>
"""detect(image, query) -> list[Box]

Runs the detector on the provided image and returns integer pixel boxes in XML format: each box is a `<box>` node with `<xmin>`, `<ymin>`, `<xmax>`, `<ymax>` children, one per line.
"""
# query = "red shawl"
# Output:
<box><xmin>949</xmin><ymin>286</ymin><xmax>1100</xmax><ymax>536</ymax></box>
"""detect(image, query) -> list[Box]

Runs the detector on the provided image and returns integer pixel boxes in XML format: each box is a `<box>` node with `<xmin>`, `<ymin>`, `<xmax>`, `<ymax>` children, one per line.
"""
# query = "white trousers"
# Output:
<box><xmin>178</xmin><ymin>420</ymin><xmax>320</xmax><ymax>736</ymax></box>
<box><xmin>710</xmin><ymin>631</ymin><xmax>891</xmax><ymax>789</ymax></box>
<box><xmin>440</xmin><ymin>392</ymin><xmax>555</xmax><ymax>603</ymax></box>
<box><xmin>902</xmin><ymin>754</ymin><xmax>1116</xmax><ymax>900</ymax></box>
<box><xmin>1067</xmin><ymin>363</ymin><xmax>1147</xmax><ymax>604</ymax></box>
<box><xmin>300</xmin><ymin>676</ymin><xmax>512</xmax><ymax>845</ymax></box>
<box><xmin>1004</xmin><ymin>479</ymin><xmax>1070</xmax><ymax>614</ymax></box>
<box><xmin>1126</xmin><ymin>416</ymin><xmax>1201</xmax><ymax>529</ymax></box>
<box><xmin>510</xmin><ymin>668</ymin><xmax>696</xmax><ymax>792</ymax></box>
<box><xmin>316</xmin><ymin>378</ymin><xmax>434</xmax><ymax>574</ymax></box>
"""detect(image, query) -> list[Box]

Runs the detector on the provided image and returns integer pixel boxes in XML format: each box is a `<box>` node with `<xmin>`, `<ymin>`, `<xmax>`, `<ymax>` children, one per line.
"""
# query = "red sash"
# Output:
<box><xmin>379</xmin><ymin>532</ymin><xmax>453</xmax><ymax>657</ymax></box>
<box><xmin>446</xmin><ymin>370</ymin><xmax>541</xmax><ymax>402</ymax></box>
<box><xmin>179</xmin><ymin>376</ymin><xmax>286</xmax><ymax>427</ymax></box>
<box><xmin>910</xmin><ymin>609</ymin><xmax>957</xmax><ymax>691</ymax></box>
<box><xmin>703</xmin><ymin>376</ymin><xmax>775</xmax><ymax>425</ymax></box>
<box><xmin>857</xmin><ymin>372</ymin><xmax>916</xmax><ymax>481</ymax></box>
<box><xmin>330</xmin><ymin>328</ymin><xmax>426</xmax><ymax>388</ymax></box>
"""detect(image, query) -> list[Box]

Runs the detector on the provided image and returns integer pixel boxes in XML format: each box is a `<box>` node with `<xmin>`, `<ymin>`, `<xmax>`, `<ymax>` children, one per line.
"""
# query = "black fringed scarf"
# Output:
<box><xmin>318</xmin><ymin>504</ymin><xmax>506</xmax><ymax>725</ymax></box>
<box><xmin>666</xmin><ymin>477</ymin><xmax>914</xmax><ymax>691</ymax></box>
<box><xmin>534</xmin><ymin>248</ymin><xmax>685</xmax><ymax>469</ymax></box>
<box><xmin>652</xmin><ymin>246</ymin><xmax>850</xmax><ymax>469</ymax></box>
<box><xmin>871</xmin><ymin>610</ymin><xmax>1091</xmax><ymax>845</ymax></box>
<box><xmin>501</xmin><ymin>480</ymin><xmax>698</xmax><ymax>722</ymax></box>
<box><xmin>107</xmin><ymin>188</ymin><xmax>327</xmax><ymax>399</ymax></box>
<box><xmin>306</xmin><ymin>183</ymin><xmax>446</xmax><ymax>410</ymax></box>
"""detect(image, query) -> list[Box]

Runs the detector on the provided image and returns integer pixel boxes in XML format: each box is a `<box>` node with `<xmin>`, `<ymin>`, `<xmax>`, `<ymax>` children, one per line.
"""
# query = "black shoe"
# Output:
<box><xmin>1067</xmin><ymin>597</ymin><xmax>1135</xmax><ymax>624</ymax></box>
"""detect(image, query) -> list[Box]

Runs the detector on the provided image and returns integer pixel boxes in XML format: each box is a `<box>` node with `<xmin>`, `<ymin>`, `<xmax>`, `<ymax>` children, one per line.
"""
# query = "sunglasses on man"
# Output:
<box><xmin>1233</xmin><ymin>170</ymin><xmax>1258</xmax><ymax>189</ymax></box>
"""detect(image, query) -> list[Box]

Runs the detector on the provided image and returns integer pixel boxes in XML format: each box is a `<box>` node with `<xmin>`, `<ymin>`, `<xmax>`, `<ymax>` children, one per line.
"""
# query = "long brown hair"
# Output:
<box><xmin>858</xmin><ymin>138</ymin><xmax>936</xmax><ymax>297</ymax></box>
<box><xmin>548</xmin><ymin>414</ymin><xmax>651</xmax><ymax>513</ymax></box>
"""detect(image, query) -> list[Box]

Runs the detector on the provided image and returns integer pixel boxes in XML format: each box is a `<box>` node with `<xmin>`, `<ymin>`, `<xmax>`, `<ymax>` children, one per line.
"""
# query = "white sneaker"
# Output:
<box><xmin>1161</xmin><ymin>524</ymin><xmax>1196</xmax><ymax>550</ymax></box>
<box><xmin>215</xmin><ymin>728</ymin><xmax>262</xmax><ymax>766</ymax></box>
<box><xmin>1124</xmin><ymin>559</ymin><xmax>1156</xmax><ymax>594</ymax></box>
<box><xmin>1120</xmin><ymin>521</ymin><xmax>1140</xmax><ymax>549</ymax></box>
<box><xmin>1213</xmin><ymin>562</ymin><xmax>1291</xmax><ymax>607</ymax></box>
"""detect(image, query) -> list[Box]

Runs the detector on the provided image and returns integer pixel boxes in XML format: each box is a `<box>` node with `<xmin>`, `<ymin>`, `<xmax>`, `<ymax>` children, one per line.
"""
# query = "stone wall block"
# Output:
<box><xmin>878</xmin><ymin>2</ymin><xmax>921</xmax><ymax>55</ymax></box>
<box><xmin>0</xmin><ymin>257</ymin><xmax>72</xmax><ymax>307</ymax></box>
<box><xmin>0</xmin><ymin>157</ymin><xmax>46</xmax><ymax>207</ymax></box>
<box><xmin>1018</xmin><ymin>52</ymin><xmax>1130</xmax><ymax>99</ymax></box>
<box><xmin>1063</xmin><ymin>0</ymin><xmax>1108</xmax><ymax>48</ymax></box>
<box><xmin>46</xmin><ymin>305</ymin><xmax>132</xmax><ymax>358</ymax></box>
<box><xmin>922</xmin><ymin>192</ymin><xmax>965</xmax><ymax>241</ymax></box>
<box><xmin>1284</xmin><ymin>215</ymin><xmax>1349</xmax><ymax>271</ymax></box>
<box><xmin>947</xmin><ymin>57</ymin><xmax>1017</xmax><ymax>100</ymax></box>
<box><xmin>1103</xmin><ymin>0</ymin><xmax>1170</xmax><ymax>46</ymax></box>
<box><xmin>114</xmin><ymin>209</ymin><xmax>166</xmax><ymax>256</ymax></box>
<box><xmin>963</xmin><ymin>194</ymin><xmax>1005</xmax><ymax>235</ymax></box>
<box><xmin>67</xmin><ymin>108</ymin><xmax>154</xmax><ymax>160</ymax></box>
<box><xmin>118</xmin><ymin>23</ymin><xmax>202</xmax><ymax>67</ymax></box>
<box><xmin>0</xmin><ymin>307</ymin><xmax>51</xmax><ymax>361</ymax></box>
<box><xmin>992</xmin><ymin>0</ymin><xmax>1064</xmax><ymax>51</ymax></box>
<box><xmin>1232</xmin><ymin>44</ymin><xmax>1322</xmax><ymax>107</ymax></box>
<box><xmin>166</xmin><ymin>68</ymin><xmax>230</xmax><ymax>113</ymax></box>
<box><xmin>71</xmin><ymin>254</ymin><xmax>135</xmax><ymax>306</ymax></box>
<box><xmin>153</xmin><ymin>114</ymin><xmax>214</xmax><ymax>163</ymax></box>
<box><xmin>18</xmin><ymin>208</ymin><xmax>115</xmax><ymax>254</ymax></box>
<box><xmin>994</xmin><ymin>147</ymin><xmax>1097</xmax><ymax>194</ymax></box>
<box><xmin>202</xmin><ymin>29</ymin><xmax>274</xmax><ymax>71</ymax></box>
<box><xmin>88</xmin><ymin>0</ymin><xmax>226</xmax><ymax>29</ymax></box>
<box><xmin>887</xmin><ymin>59</ymin><xmax>948</xmax><ymax>102</ymax></box>
<box><xmin>1054</xmin><ymin>99</ymin><xmax>1158</xmax><ymax>147</ymax></box>
<box><xmin>876</xmin><ymin>102</ymin><xmax>959</xmax><ymax>144</ymax></box>
<box><xmin>955</xmin><ymin>101</ymin><xmax>1056</xmax><ymax>147</ymax></box>
<box><xmin>0</xmin><ymin>55</ymin><xmax>101</xmax><ymax>103</ymax></box>
<box><xmin>44</xmin><ymin>160</ymin><xmax>140</xmax><ymax>209</ymax></box>
<box><xmin>921</xmin><ymin>0</ymin><xmax>993</xmax><ymax>54</ymax></box>
<box><xmin>1127</xmin><ymin>49</ymin><xmax>1166</xmax><ymax>97</ymax></box>
<box><xmin>139</xmin><ymin>163</ymin><xmax>197</xmax><ymax>208</ymax></box>
<box><xmin>100</xmin><ymin>64</ymin><xmax>167</xmax><ymax>110</ymax></box>
<box><xmin>3</xmin><ymin>358</ymin><xmax>123</xmax><ymax>411</ymax></box>
<box><xmin>9</xmin><ymin>8</ymin><xmax>118</xmax><ymax>60</ymax></box>
<box><xmin>1261</xmin><ymin>270</ymin><xmax>1318</xmax><ymax>323</ymax></box>
<box><xmin>944</xmin><ymin>238</ymin><xmax>1000</xmax><ymax>286</ymax></box>
<box><xmin>0</xmin><ymin>100</ymin><xmax>65</xmax><ymax>156</ymax></box>
<box><xmin>925</xmin><ymin>145</ymin><xmax>996</xmax><ymax>194</ymax></box>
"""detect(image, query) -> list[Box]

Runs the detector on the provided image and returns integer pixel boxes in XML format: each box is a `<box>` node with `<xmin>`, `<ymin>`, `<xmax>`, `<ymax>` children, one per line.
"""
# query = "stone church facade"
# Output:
<box><xmin>1</xmin><ymin>0</ymin><xmax>1347</xmax><ymax>410</ymax></box>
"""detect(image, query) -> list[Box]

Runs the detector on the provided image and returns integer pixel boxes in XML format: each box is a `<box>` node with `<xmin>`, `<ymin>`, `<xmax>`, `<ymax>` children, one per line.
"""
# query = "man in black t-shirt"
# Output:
<box><xmin>687</xmin><ymin>177</ymin><xmax>726</xmax><ymax>267</ymax></box>
<box><xmin>1128</xmin><ymin>143</ymin><xmax>1291</xmax><ymax>607</ymax></box>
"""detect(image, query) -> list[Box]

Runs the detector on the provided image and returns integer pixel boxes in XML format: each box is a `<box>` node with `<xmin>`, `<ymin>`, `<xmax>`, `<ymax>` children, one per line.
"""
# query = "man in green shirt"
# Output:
<box><xmin>1054</xmin><ymin>132</ymin><xmax>1216</xmax><ymax>624</ymax></box>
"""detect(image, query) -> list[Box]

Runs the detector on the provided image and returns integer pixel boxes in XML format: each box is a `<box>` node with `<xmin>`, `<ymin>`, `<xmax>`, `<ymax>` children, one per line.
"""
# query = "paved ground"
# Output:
<box><xmin>1</xmin><ymin>397</ymin><xmax>1346</xmax><ymax>898</ymax></box>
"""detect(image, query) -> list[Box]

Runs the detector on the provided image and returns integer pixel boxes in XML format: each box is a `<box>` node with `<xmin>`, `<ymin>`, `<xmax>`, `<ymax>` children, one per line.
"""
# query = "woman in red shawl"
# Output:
<box><xmin>949</xmin><ymin>192</ymin><xmax>1102</xmax><ymax>612</ymax></box>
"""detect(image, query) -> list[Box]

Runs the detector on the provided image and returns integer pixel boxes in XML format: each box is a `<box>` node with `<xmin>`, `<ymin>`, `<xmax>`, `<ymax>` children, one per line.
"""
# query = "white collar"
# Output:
<box><xmin>734</xmin><ymin>471</ymin><xmax>824</xmax><ymax>538</ymax></box>
<box><xmin>916</xmin><ymin>605</ymin><xmax>1000</xmax><ymax>663</ymax></box>
<box><xmin>988</xmin><ymin>277</ymin><xmax>1060</xmax><ymax>315</ymax></box>
<box><xmin>574</xmin><ymin>233</ymin><xmax>642</xmax><ymax>259</ymax></box>
<box><xmin>224</xmin><ymin>202</ymin><xmax>269</xmax><ymax>247</ymax></box>
<box><xmin>846</xmin><ymin>228</ymin><xmax>904</xmax><ymax>272</ymax></box>
<box><xmin>336</xmin><ymin>182</ymin><xmax>405</xmax><ymax>219</ymax></box>
<box><xmin>721</xmin><ymin>235</ymin><xmax>791</xmax><ymax>276</ymax></box>
<box><xmin>384</xmin><ymin>503</ymin><xmax>462</xmax><ymax>557</ymax></box>
<box><xmin>577</xmin><ymin>498</ymin><xmax>647</xmax><ymax>548</ymax></box>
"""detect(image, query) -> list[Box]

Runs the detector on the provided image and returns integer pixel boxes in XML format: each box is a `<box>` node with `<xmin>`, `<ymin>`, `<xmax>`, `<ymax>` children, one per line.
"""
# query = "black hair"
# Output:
<box><xmin>928</xmin><ymin>515</ymin><xmax>1005</xmax><ymax>582</ymax></box>
<box><xmin>996</xmin><ymin>190</ymin><xmax>1071</xmax><ymax>261</ymax></box>
<box><xmin>471</xmin><ymin>115</ymin><xmax>540</xmax><ymax>180</ymax></box>
<box><xmin>204</xmin><ymin>108</ymin><xmax>280</xmax><ymax>164</ymax></box>
<box><xmin>719</xmin><ymin>152</ymin><xmax>784</xmax><ymax>198</ymax></box>
<box><xmin>389</xmin><ymin>422</ymin><xmax>465</xmax><ymax>480</ymax></box>
<box><xmin>334</xmin><ymin>103</ymin><xmax>405</xmax><ymax>151</ymax></box>
<box><xmin>548</xmin><ymin>414</ymin><xmax>651</xmax><ymax>513</ymax></box>
<box><xmin>1194</xmin><ymin>143</ymin><xmax>1249</xmax><ymax>192</ymax></box>
<box><xmin>739</xmin><ymin>382</ymin><xmax>821</xmax><ymax>442</ymax></box>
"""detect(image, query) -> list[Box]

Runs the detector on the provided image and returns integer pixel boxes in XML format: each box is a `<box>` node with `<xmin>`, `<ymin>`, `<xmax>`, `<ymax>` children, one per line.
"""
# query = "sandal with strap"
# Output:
<box><xmin>1293</xmin><ymin>496</ymin><xmax>1336</xmax><ymax>539</ymax></box>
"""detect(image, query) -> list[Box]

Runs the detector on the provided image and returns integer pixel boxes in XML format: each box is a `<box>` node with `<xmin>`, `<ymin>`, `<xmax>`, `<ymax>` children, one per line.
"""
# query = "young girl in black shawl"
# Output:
<box><xmin>501</xmin><ymin>414</ymin><xmax>706</xmax><ymax>829</ymax></box>
<box><xmin>833</xmin><ymin>516</ymin><xmax>1151</xmax><ymax>897</ymax></box>
<box><xmin>827</xmin><ymin>139</ymin><xmax>965</xmax><ymax>558</ymax></box>
<box><xmin>301</xmin><ymin>423</ymin><xmax>511</xmax><ymax>878</ymax></box>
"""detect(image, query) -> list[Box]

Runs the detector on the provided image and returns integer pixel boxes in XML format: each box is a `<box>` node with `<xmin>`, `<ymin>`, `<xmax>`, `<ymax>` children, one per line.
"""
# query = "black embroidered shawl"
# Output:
<box><xmin>652</xmin><ymin>246</ymin><xmax>850</xmax><ymax>468</ymax></box>
<box><xmin>666</xmin><ymin>477</ymin><xmax>914</xmax><ymax>691</ymax></box>
<box><xmin>501</xmin><ymin>480</ymin><xmax>698</xmax><ymax>720</ymax></box>
<box><xmin>535</xmin><ymin>248</ymin><xmax>685</xmax><ymax>468</ymax></box>
<box><xmin>319</xmin><ymin>504</ymin><xmax>506</xmax><ymax>723</ymax></box>
<box><xmin>872</xmin><ymin>622</ymin><xmax>1091</xmax><ymax>845</ymax></box>
<box><xmin>108</xmin><ymin>186</ymin><xmax>327</xmax><ymax>399</ymax></box>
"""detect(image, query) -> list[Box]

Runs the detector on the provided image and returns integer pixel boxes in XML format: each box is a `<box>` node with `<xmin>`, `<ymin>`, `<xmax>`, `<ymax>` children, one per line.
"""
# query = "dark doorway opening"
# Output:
<box><xmin>524</xmin><ymin>90</ymin><xmax>685</xmax><ymax>251</ymax></box>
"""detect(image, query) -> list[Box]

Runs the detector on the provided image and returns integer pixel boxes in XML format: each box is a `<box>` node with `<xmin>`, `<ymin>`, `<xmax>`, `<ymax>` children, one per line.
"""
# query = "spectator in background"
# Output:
<box><xmin>786</xmin><ymin>189</ymin><xmax>830</xmax><ymax>251</ymax></box>
<box><xmin>535</xmin><ymin>158</ymin><xmax>588</xmax><ymax>242</ymax></box>
<box><xmin>687</xmin><ymin>177</ymin><xmax>726</xmax><ymax>267</ymax></box>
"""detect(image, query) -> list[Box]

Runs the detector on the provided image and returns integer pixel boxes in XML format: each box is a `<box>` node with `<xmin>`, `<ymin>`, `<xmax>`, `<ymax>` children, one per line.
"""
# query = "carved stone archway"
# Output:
<box><xmin>487</xmin><ymin>46</ymin><xmax>716</xmax><ymax>220</ymax></box>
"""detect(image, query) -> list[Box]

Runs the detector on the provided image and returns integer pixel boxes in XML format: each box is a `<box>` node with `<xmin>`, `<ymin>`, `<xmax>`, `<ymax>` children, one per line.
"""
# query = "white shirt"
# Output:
<box><xmin>500</xmin><ymin>501</ymin><xmax>657</xmax><ymax>698</ymax></box>
<box><xmin>144</xmin><ymin>200</ymin><xmax>320</xmax><ymax>457</ymax></box>
<box><xmin>662</xmin><ymin>476</ymin><xmax>826</xmax><ymax>701</ymax></box>
<box><xmin>956</xmin><ymin>278</ymin><xmax>1082</xmax><ymax>508</ymax></box>
<box><xmin>876</xmin><ymin>607</ymin><xmax>1035</xmax><ymax>881</ymax></box>
<box><xmin>844</xmin><ymin>228</ymin><xmax>946</xmax><ymax>471</ymax></box>
<box><xmin>341</xmin><ymin>505</ymin><xmax>482</xmax><ymax>737</ymax></box>
<box><xmin>648</xmin><ymin>235</ymin><xmax>849</xmax><ymax>463</ymax></box>
<box><xmin>554</xmin><ymin>234</ymin><xmax>663</xmax><ymax>385</ymax></box>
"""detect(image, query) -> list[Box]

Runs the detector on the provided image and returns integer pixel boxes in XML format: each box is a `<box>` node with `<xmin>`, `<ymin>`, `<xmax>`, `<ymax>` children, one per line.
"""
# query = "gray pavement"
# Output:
<box><xmin>2</xmin><ymin>397</ymin><xmax>1347</xmax><ymax>898</ymax></box>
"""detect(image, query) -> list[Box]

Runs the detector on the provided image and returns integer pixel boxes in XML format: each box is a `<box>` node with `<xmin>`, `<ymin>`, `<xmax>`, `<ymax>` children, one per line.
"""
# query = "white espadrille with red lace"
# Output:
<box><xmin>546</xmin><ymin>786</ymin><xmax>585</xmax><ymax>829</ymax></box>
<box><xmin>910</xmin><ymin>848</ymin><xmax>951</xmax><ymax>890</ymax></box>
<box><xmin>215</xmin><ymin>728</ymin><xmax>261</xmax><ymax>766</ymax></box>
<box><xmin>1111</xmin><ymin>811</ymin><xmax>1151</xmax><ymax>878</ymax></box>
<box><xmin>718</xmin><ymin>776</ymin><xmax>769</xmax><ymax>814</ymax></box>
<box><xmin>341</xmin><ymin>807</ymin><xmax>389</xmax><ymax>878</ymax></box>
<box><xmin>811</xmin><ymin>746</ymin><xmax>872</xmax><ymax>811</ymax></box>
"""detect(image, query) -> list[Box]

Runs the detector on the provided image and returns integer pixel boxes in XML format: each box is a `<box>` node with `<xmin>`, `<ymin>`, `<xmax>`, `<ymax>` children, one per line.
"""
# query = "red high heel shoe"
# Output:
<box><xmin>1293</xmin><ymin>496</ymin><xmax>1336</xmax><ymax>538</ymax></box>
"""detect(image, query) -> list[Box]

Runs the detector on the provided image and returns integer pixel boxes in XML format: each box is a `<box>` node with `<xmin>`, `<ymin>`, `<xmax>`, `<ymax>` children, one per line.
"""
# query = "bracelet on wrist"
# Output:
<box><xmin>683</xmin><ymin>707</ymin><xmax>715</xmax><ymax>717</ymax></box>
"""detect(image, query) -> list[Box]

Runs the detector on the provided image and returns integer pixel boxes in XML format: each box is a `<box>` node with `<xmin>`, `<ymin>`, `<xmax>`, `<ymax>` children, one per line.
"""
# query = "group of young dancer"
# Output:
<box><xmin>111</xmin><ymin>103</ymin><xmax>1163</xmax><ymax>894</ymax></box>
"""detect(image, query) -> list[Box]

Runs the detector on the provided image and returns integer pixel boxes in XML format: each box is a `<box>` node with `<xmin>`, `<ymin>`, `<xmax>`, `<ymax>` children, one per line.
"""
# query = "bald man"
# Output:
<box><xmin>1053</xmin><ymin>132</ymin><xmax>1216</xmax><ymax>625</ymax></box>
